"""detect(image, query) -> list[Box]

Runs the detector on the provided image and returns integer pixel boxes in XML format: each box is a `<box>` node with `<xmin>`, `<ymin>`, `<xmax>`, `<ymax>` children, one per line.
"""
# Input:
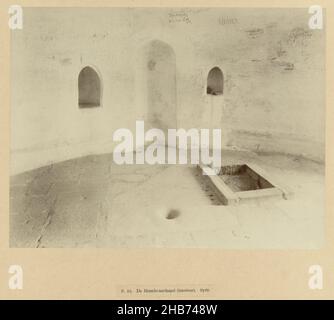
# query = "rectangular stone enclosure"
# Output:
<box><xmin>199</xmin><ymin>163</ymin><xmax>293</xmax><ymax>205</ymax></box>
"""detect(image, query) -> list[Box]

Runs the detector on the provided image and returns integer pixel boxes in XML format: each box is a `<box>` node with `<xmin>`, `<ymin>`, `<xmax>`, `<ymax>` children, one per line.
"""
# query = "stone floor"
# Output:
<box><xmin>10</xmin><ymin>149</ymin><xmax>325</xmax><ymax>248</ymax></box>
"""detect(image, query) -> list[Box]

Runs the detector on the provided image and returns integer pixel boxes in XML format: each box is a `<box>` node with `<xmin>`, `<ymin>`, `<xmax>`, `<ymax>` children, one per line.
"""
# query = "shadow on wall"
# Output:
<box><xmin>140</xmin><ymin>39</ymin><xmax>177</xmax><ymax>132</ymax></box>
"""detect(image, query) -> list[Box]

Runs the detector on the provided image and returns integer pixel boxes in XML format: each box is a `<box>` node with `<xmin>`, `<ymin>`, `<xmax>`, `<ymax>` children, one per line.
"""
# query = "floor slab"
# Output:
<box><xmin>10</xmin><ymin>150</ymin><xmax>325</xmax><ymax>248</ymax></box>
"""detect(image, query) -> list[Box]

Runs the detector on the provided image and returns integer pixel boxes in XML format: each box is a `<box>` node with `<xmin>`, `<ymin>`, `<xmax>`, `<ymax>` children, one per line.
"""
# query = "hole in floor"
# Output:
<box><xmin>218</xmin><ymin>164</ymin><xmax>274</xmax><ymax>192</ymax></box>
<box><xmin>166</xmin><ymin>209</ymin><xmax>181</xmax><ymax>220</ymax></box>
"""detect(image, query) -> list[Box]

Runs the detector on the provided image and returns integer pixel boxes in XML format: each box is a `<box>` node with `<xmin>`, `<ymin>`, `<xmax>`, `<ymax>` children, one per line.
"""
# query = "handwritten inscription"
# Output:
<box><xmin>218</xmin><ymin>16</ymin><xmax>238</xmax><ymax>25</ymax></box>
<box><xmin>168</xmin><ymin>11</ymin><xmax>192</xmax><ymax>24</ymax></box>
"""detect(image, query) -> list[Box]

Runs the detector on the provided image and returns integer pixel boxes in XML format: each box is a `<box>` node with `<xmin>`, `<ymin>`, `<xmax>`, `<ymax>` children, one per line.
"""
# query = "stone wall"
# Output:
<box><xmin>10</xmin><ymin>7</ymin><xmax>325</xmax><ymax>174</ymax></box>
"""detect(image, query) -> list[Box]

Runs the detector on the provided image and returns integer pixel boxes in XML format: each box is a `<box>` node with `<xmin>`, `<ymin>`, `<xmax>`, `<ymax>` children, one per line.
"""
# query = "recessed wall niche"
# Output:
<box><xmin>78</xmin><ymin>66</ymin><xmax>101</xmax><ymax>108</ymax></box>
<box><xmin>207</xmin><ymin>66</ymin><xmax>224</xmax><ymax>95</ymax></box>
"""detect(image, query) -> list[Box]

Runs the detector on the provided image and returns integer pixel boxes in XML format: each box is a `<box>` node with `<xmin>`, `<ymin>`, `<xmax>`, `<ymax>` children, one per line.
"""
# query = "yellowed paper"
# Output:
<box><xmin>0</xmin><ymin>0</ymin><xmax>333</xmax><ymax>299</ymax></box>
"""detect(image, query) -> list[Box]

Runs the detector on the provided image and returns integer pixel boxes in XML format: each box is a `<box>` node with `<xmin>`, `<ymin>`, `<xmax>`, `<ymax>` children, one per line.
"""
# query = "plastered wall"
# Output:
<box><xmin>11</xmin><ymin>8</ymin><xmax>325</xmax><ymax>174</ymax></box>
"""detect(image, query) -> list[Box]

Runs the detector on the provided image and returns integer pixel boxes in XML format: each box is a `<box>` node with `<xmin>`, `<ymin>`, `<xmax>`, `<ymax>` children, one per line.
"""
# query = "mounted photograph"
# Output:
<box><xmin>9</xmin><ymin>7</ymin><xmax>325</xmax><ymax>249</ymax></box>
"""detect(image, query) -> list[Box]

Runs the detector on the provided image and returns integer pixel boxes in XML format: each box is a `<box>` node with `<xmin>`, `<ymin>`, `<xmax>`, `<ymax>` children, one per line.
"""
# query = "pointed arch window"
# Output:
<box><xmin>78</xmin><ymin>66</ymin><xmax>101</xmax><ymax>108</ymax></box>
<box><xmin>207</xmin><ymin>67</ymin><xmax>223</xmax><ymax>95</ymax></box>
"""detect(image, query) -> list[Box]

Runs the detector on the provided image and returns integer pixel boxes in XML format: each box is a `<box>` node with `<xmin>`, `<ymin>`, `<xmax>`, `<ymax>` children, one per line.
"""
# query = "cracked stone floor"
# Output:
<box><xmin>10</xmin><ymin>150</ymin><xmax>325</xmax><ymax>248</ymax></box>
